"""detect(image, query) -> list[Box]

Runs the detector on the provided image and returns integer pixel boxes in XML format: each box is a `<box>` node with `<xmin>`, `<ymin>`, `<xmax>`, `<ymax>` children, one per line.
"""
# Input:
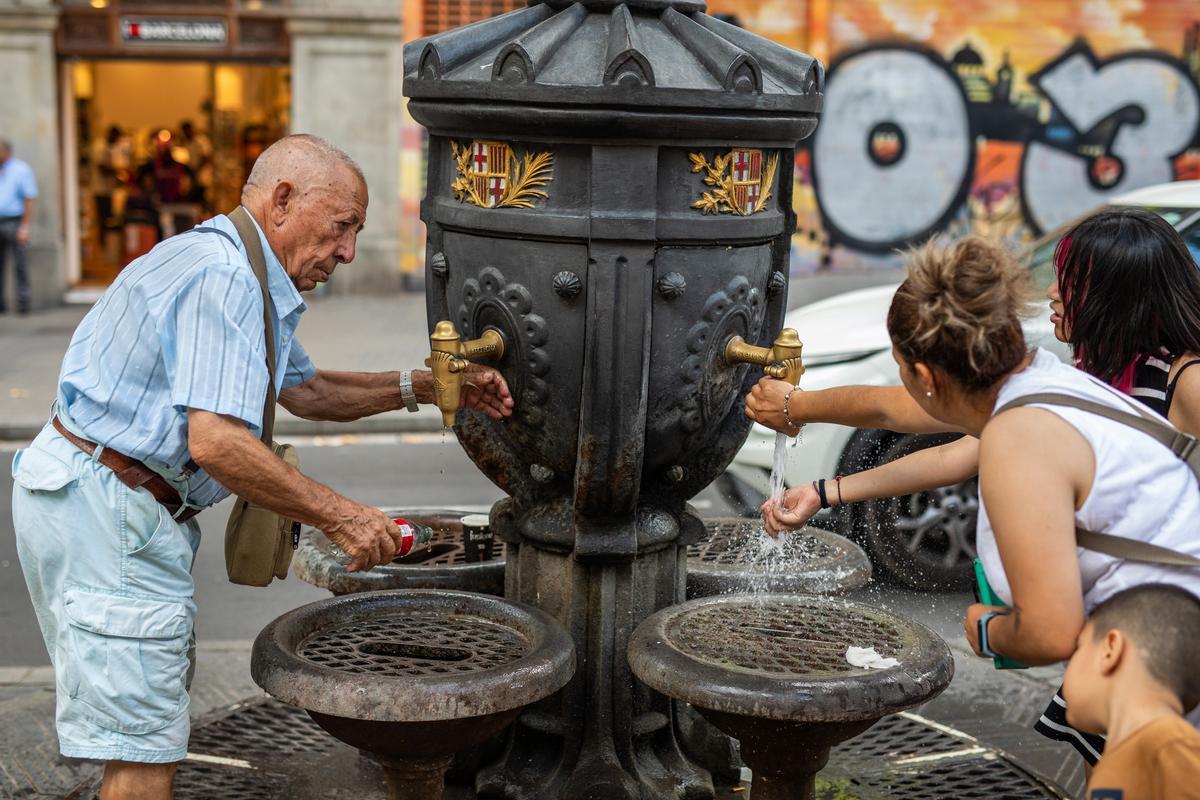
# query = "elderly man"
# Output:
<box><xmin>0</xmin><ymin>136</ymin><xmax>37</xmax><ymax>313</ymax></box>
<box><xmin>11</xmin><ymin>134</ymin><xmax>512</xmax><ymax>800</ymax></box>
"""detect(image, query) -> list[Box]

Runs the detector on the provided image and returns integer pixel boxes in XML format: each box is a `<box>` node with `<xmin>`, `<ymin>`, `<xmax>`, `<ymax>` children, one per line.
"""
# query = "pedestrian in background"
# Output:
<box><xmin>0</xmin><ymin>136</ymin><xmax>38</xmax><ymax>314</ymax></box>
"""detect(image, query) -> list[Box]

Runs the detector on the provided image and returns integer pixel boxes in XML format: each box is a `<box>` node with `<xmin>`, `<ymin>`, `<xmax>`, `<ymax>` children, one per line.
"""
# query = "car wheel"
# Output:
<box><xmin>852</xmin><ymin>432</ymin><xmax>978</xmax><ymax>590</ymax></box>
<box><xmin>712</xmin><ymin>471</ymin><xmax>769</xmax><ymax>518</ymax></box>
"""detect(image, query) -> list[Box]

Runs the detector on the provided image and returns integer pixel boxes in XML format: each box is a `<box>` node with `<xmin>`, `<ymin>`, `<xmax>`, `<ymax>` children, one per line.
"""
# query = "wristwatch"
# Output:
<box><xmin>977</xmin><ymin>610</ymin><xmax>1009</xmax><ymax>659</ymax></box>
<box><xmin>399</xmin><ymin>370</ymin><xmax>419</xmax><ymax>412</ymax></box>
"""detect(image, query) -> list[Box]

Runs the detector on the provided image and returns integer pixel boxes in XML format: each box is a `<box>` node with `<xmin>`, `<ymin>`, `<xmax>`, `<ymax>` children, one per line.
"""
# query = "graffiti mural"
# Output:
<box><xmin>397</xmin><ymin>2</ymin><xmax>1200</xmax><ymax>279</ymax></box>
<box><xmin>707</xmin><ymin>0</ymin><xmax>1200</xmax><ymax>272</ymax></box>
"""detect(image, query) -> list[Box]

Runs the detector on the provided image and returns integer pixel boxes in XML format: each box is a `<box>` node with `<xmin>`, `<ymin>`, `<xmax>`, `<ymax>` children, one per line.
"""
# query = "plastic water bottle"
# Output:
<box><xmin>392</xmin><ymin>517</ymin><xmax>435</xmax><ymax>556</ymax></box>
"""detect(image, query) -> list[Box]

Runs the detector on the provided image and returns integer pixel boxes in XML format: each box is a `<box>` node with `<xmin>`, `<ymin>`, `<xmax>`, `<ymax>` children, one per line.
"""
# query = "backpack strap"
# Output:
<box><xmin>995</xmin><ymin>392</ymin><xmax>1200</xmax><ymax>567</ymax></box>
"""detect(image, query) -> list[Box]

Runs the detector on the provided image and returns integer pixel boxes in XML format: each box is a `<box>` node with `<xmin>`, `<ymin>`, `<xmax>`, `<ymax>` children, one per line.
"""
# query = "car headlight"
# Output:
<box><xmin>802</xmin><ymin>348</ymin><xmax>887</xmax><ymax>367</ymax></box>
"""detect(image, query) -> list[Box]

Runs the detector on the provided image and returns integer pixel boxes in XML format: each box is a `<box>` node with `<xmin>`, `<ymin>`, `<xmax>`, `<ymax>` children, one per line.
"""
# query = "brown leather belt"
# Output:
<box><xmin>51</xmin><ymin>416</ymin><xmax>200</xmax><ymax>523</ymax></box>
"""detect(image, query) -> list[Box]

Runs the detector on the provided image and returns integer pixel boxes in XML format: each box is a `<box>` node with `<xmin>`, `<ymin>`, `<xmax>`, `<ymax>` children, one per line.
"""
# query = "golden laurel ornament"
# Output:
<box><xmin>688</xmin><ymin>148</ymin><xmax>779</xmax><ymax>216</ymax></box>
<box><xmin>451</xmin><ymin>139</ymin><xmax>554</xmax><ymax>209</ymax></box>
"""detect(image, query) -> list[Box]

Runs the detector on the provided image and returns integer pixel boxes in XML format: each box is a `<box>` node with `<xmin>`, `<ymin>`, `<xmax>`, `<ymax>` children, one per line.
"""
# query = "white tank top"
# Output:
<box><xmin>976</xmin><ymin>348</ymin><xmax>1200</xmax><ymax>612</ymax></box>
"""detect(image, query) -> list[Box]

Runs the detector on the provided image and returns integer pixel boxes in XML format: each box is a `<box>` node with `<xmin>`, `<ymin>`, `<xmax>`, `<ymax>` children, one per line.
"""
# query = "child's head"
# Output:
<box><xmin>1062</xmin><ymin>585</ymin><xmax>1200</xmax><ymax>735</ymax></box>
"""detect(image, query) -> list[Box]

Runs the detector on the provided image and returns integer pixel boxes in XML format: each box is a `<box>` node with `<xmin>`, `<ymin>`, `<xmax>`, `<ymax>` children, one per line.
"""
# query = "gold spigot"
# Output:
<box><xmin>724</xmin><ymin>328</ymin><xmax>805</xmax><ymax>386</ymax></box>
<box><xmin>426</xmin><ymin>320</ymin><xmax>506</xmax><ymax>427</ymax></box>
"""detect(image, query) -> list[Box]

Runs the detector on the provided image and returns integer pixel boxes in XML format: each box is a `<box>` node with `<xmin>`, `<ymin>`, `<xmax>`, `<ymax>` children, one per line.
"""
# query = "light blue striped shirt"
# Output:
<box><xmin>57</xmin><ymin>212</ymin><xmax>316</xmax><ymax>508</ymax></box>
<box><xmin>0</xmin><ymin>157</ymin><xmax>37</xmax><ymax>218</ymax></box>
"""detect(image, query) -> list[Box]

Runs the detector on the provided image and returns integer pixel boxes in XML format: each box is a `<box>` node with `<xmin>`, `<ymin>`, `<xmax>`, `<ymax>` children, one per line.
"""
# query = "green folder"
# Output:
<box><xmin>973</xmin><ymin>559</ymin><xmax>1027</xmax><ymax>670</ymax></box>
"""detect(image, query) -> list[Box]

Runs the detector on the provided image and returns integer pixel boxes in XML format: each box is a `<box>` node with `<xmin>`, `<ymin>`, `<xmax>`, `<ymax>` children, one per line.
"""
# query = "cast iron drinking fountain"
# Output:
<box><xmin>252</xmin><ymin>1</ymin><xmax>954</xmax><ymax>797</ymax></box>
<box><xmin>251</xmin><ymin>590</ymin><xmax>575</xmax><ymax>800</ymax></box>
<box><xmin>629</xmin><ymin>594</ymin><xmax>954</xmax><ymax>800</ymax></box>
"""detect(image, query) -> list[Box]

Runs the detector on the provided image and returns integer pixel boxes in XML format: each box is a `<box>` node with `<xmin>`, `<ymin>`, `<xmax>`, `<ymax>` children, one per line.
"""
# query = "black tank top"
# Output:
<box><xmin>1130</xmin><ymin>351</ymin><xmax>1200</xmax><ymax>416</ymax></box>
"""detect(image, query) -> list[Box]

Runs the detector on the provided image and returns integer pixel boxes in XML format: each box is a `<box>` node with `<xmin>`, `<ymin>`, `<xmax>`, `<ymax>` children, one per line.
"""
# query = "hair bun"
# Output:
<box><xmin>888</xmin><ymin>235</ymin><xmax>1032</xmax><ymax>390</ymax></box>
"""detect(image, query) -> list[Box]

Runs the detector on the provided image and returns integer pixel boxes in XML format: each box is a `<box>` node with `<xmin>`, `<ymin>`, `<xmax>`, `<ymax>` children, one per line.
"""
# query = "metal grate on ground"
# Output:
<box><xmin>186</xmin><ymin>699</ymin><xmax>335</xmax><ymax>759</ymax></box>
<box><xmin>64</xmin><ymin>697</ymin><xmax>1067</xmax><ymax>799</ymax></box>
<box><xmin>818</xmin><ymin>711</ymin><xmax>1069</xmax><ymax>800</ymax></box>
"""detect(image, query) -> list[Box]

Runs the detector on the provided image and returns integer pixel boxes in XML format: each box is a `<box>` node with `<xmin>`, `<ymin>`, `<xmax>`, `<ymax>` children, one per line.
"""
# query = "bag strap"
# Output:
<box><xmin>227</xmin><ymin>206</ymin><xmax>276</xmax><ymax>446</ymax></box>
<box><xmin>1075</xmin><ymin>528</ymin><xmax>1200</xmax><ymax>567</ymax></box>
<box><xmin>995</xmin><ymin>391</ymin><xmax>1199</xmax><ymax>464</ymax></box>
<box><xmin>996</xmin><ymin>391</ymin><xmax>1200</xmax><ymax>567</ymax></box>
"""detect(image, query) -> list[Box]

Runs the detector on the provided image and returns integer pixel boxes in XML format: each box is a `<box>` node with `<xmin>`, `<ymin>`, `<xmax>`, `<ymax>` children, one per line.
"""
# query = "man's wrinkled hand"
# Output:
<box><xmin>325</xmin><ymin>504</ymin><xmax>401</xmax><ymax>572</ymax></box>
<box><xmin>461</xmin><ymin>364</ymin><xmax>514</xmax><ymax>420</ymax></box>
<box><xmin>744</xmin><ymin>377</ymin><xmax>801</xmax><ymax>436</ymax></box>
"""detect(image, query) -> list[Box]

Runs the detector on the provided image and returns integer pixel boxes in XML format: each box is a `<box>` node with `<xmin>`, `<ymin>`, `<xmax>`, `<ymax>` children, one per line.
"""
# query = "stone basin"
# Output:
<box><xmin>628</xmin><ymin>594</ymin><xmax>953</xmax><ymax>800</ymax></box>
<box><xmin>251</xmin><ymin>590</ymin><xmax>575</xmax><ymax>800</ymax></box>
<box><xmin>292</xmin><ymin>508</ymin><xmax>506</xmax><ymax>596</ymax></box>
<box><xmin>686</xmin><ymin>519</ymin><xmax>871</xmax><ymax>599</ymax></box>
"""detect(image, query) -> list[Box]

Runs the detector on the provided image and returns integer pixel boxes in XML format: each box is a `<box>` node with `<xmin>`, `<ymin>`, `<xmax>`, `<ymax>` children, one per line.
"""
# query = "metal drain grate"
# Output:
<box><xmin>833</xmin><ymin>714</ymin><xmax>965</xmax><ymax>762</ymax></box>
<box><xmin>688</xmin><ymin>520</ymin><xmax>841</xmax><ymax>565</ymax></box>
<box><xmin>171</xmin><ymin>763</ymin><xmax>289</xmax><ymax>800</ymax></box>
<box><xmin>80</xmin><ymin>763</ymin><xmax>290</xmax><ymax>800</ymax></box>
<box><xmin>188</xmin><ymin>700</ymin><xmax>334</xmax><ymax>758</ymax></box>
<box><xmin>842</xmin><ymin>757</ymin><xmax>1055</xmax><ymax>800</ymax></box>
<box><xmin>297</xmin><ymin>611</ymin><xmax>529</xmax><ymax>676</ymax></box>
<box><xmin>668</xmin><ymin>601</ymin><xmax>904</xmax><ymax>676</ymax></box>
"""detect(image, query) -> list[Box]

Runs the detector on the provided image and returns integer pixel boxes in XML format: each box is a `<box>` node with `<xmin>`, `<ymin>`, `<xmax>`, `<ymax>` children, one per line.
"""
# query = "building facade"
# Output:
<box><xmin>0</xmin><ymin>0</ymin><xmax>403</xmax><ymax>308</ymax></box>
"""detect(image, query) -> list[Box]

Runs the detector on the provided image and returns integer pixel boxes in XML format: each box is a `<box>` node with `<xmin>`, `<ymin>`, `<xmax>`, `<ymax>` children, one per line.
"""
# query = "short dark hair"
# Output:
<box><xmin>1055</xmin><ymin>207</ymin><xmax>1200</xmax><ymax>384</ymax></box>
<box><xmin>1089</xmin><ymin>584</ymin><xmax>1200</xmax><ymax>711</ymax></box>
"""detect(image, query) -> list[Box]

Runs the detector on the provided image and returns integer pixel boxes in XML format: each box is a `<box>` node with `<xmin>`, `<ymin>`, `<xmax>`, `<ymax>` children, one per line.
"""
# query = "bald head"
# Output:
<box><xmin>241</xmin><ymin>134</ymin><xmax>364</xmax><ymax>205</ymax></box>
<box><xmin>241</xmin><ymin>134</ymin><xmax>368</xmax><ymax>293</ymax></box>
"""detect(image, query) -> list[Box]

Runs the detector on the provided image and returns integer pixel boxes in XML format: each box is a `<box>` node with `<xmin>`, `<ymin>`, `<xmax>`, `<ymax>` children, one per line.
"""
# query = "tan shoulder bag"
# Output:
<box><xmin>223</xmin><ymin>206</ymin><xmax>301</xmax><ymax>586</ymax></box>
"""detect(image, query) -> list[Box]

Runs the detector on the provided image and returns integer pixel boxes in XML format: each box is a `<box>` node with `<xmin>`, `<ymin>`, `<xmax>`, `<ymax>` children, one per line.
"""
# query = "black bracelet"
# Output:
<box><xmin>816</xmin><ymin>478</ymin><xmax>830</xmax><ymax>510</ymax></box>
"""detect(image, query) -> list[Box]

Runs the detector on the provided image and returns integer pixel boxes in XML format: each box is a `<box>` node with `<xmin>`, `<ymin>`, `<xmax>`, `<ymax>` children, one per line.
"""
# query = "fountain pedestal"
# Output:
<box><xmin>628</xmin><ymin>594</ymin><xmax>955</xmax><ymax>800</ymax></box>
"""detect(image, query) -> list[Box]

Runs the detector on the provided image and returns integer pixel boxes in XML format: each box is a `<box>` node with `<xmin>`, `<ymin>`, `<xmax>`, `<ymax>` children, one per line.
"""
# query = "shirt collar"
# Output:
<box><xmin>239</xmin><ymin>211</ymin><xmax>306</xmax><ymax>322</ymax></box>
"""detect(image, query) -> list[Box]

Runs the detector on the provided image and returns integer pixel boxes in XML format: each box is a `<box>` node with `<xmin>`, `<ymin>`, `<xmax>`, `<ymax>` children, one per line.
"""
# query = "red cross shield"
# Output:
<box><xmin>469</xmin><ymin>141</ymin><xmax>511</xmax><ymax>207</ymax></box>
<box><xmin>729</xmin><ymin>149</ymin><xmax>764</xmax><ymax>215</ymax></box>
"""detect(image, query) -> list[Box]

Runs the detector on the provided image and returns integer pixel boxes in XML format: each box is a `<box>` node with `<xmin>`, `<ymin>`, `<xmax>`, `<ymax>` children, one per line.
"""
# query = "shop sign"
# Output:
<box><xmin>120</xmin><ymin>17</ymin><xmax>228</xmax><ymax>46</ymax></box>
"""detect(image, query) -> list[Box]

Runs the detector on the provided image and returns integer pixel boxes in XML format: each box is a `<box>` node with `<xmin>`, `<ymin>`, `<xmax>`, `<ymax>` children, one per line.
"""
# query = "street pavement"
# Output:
<box><xmin>0</xmin><ymin>275</ymin><xmax>1086</xmax><ymax>799</ymax></box>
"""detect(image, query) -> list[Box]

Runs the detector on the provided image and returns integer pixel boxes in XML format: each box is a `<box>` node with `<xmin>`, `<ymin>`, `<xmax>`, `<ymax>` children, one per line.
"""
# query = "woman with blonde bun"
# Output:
<box><xmin>756</xmin><ymin>233</ymin><xmax>1200</xmax><ymax>764</ymax></box>
<box><xmin>748</xmin><ymin>209</ymin><xmax>1200</xmax><ymax>532</ymax></box>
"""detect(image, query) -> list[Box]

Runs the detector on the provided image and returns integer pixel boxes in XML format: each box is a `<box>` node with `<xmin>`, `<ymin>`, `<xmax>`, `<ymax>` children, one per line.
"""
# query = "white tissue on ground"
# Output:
<box><xmin>845</xmin><ymin>646</ymin><xmax>899</xmax><ymax>670</ymax></box>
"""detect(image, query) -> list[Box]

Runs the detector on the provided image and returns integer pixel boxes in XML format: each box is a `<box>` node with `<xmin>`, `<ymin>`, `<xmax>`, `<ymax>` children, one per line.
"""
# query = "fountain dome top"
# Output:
<box><xmin>403</xmin><ymin>1</ymin><xmax>823</xmax><ymax>117</ymax></box>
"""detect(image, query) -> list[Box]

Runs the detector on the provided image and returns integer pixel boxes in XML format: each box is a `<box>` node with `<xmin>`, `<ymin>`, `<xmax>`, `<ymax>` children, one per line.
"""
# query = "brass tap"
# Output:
<box><xmin>426</xmin><ymin>320</ymin><xmax>506</xmax><ymax>427</ymax></box>
<box><xmin>724</xmin><ymin>328</ymin><xmax>805</xmax><ymax>386</ymax></box>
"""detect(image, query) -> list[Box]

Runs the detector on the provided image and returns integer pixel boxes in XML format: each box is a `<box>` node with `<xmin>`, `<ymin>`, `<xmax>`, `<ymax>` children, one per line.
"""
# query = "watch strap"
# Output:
<box><xmin>978</xmin><ymin>610</ymin><xmax>1008</xmax><ymax>659</ymax></box>
<box><xmin>399</xmin><ymin>370</ymin><xmax>419</xmax><ymax>412</ymax></box>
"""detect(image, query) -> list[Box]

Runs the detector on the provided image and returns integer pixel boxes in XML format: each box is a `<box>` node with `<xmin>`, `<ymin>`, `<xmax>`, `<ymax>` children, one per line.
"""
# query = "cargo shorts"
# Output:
<box><xmin>12</xmin><ymin>423</ymin><xmax>200</xmax><ymax>763</ymax></box>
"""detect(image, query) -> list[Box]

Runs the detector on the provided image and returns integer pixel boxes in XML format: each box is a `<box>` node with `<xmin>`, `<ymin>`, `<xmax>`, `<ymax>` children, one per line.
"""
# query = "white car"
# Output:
<box><xmin>722</xmin><ymin>180</ymin><xmax>1200</xmax><ymax>590</ymax></box>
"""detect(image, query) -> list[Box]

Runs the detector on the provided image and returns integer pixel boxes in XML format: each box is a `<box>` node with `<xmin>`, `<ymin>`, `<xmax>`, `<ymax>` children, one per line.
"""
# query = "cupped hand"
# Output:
<box><xmin>760</xmin><ymin>483</ymin><xmax>822</xmax><ymax>537</ymax></box>
<box><xmin>462</xmin><ymin>364</ymin><xmax>515</xmax><ymax>420</ymax></box>
<box><xmin>325</xmin><ymin>503</ymin><xmax>400</xmax><ymax>572</ymax></box>
<box><xmin>744</xmin><ymin>377</ymin><xmax>801</xmax><ymax>436</ymax></box>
